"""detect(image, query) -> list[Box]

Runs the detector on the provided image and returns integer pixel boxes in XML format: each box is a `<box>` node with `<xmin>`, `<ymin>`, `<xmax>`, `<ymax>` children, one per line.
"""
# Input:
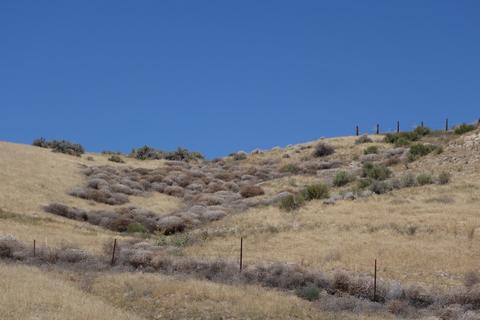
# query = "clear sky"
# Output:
<box><xmin>1</xmin><ymin>1</ymin><xmax>479</xmax><ymax>158</ymax></box>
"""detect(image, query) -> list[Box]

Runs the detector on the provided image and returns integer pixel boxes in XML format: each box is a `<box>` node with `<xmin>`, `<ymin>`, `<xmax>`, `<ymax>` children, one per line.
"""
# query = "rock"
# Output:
<box><xmin>213</xmin><ymin>190</ymin><xmax>242</xmax><ymax>203</ymax></box>
<box><xmin>384</xmin><ymin>148</ymin><xmax>406</xmax><ymax>157</ymax></box>
<box><xmin>359</xmin><ymin>190</ymin><xmax>373</xmax><ymax>198</ymax></box>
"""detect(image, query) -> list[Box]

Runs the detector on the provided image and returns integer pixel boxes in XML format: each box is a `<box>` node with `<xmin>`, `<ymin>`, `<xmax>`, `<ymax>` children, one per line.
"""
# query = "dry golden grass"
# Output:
<box><xmin>0</xmin><ymin>263</ymin><xmax>144</xmax><ymax>320</ymax></box>
<box><xmin>186</xmin><ymin>175</ymin><xmax>480</xmax><ymax>287</ymax></box>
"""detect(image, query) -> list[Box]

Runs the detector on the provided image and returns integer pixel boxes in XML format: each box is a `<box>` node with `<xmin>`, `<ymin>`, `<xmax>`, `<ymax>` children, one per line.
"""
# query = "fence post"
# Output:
<box><xmin>356</xmin><ymin>125</ymin><xmax>359</xmax><ymax>136</ymax></box>
<box><xmin>396</xmin><ymin>121</ymin><xmax>400</xmax><ymax>133</ymax></box>
<box><xmin>421</xmin><ymin>121</ymin><xmax>424</xmax><ymax>128</ymax></box>
<box><xmin>33</xmin><ymin>239</ymin><xmax>36</xmax><ymax>257</ymax></box>
<box><xmin>445</xmin><ymin>118</ymin><xmax>449</xmax><ymax>131</ymax></box>
<box><xmin>373</xmin><ymin>259</ymin><xmax>377</xmax><ymax>302</ymax></box>
<box><xmin>111</xmin><ymin>238</ymin><xmax>117</xmax><ymax>266</ymax></box>
<box><xmin>239</xmin><ymin>237</ymin><xmax>244</xmax><ymax>272</ymax></box>
<box><xmin>376</xmin><ymin>124</ymin><xmax>379</xmax><ymax>135</ymax></box>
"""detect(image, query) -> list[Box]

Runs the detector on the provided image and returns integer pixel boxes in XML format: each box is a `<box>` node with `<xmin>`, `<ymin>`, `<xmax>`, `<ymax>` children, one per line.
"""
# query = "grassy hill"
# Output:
<box><xmin>1</xmin><ymin>126</ymin><xmax>480</xmax><ymax>319</ymax></box>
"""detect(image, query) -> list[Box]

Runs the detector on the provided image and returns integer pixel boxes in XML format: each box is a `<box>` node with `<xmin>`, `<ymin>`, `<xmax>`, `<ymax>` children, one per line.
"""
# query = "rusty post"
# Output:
<box><xmin>356</xmin><ymin>125</ymin><xmax>359</xmax><ymax>136</ymax></box>
<box><xmin>240</xmin><ymin>237</ymin><xmax>243</xmax><ymax>272</ymax></box>
<box><xmin>111</xmin><ymin>238</ymin><xmax>117</xmax><ymax>266</ymax></box>
<box><xmin>373</xmin><ymin>259</ymin><xmax>377</xmax><ymax>302</ymax></box>
<box><xmin>376</xmin><ymin>124</ymin><xmax>379</xmax><ymax>135</ymax></box>
<box><xmin>33</xmin><ymin>240</ymin><xmax>36</xmax><ymax>257</ymax></box>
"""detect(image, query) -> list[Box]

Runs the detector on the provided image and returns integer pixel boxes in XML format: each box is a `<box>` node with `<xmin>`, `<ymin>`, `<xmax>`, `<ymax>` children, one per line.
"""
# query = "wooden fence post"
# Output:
<box><xmin>33</xmin><ymin>239</ymin><xmax>36</xmax><ymax>257</ymax></box>
<box><xmin>421</xmin><ymin>121</ymin><xmax>424</xmax><ymax>128</ymax></box>
<box><xmin>356</xmin><ymin>125</ymin><xmax>359</xmax><ymax>136</ymax></box>
<box><xmin>396</xmin><ymin>121</ymin><xmax>400</xmax><ymax>133</ymax></box>
<box><xmin>111</xmin><ymin>239</ymin><xmax>117</xmax><ymax>266</ymax></box>
<box><xmin>376</xmin><ymin>124</ymin><xmax>379</xmax><ymax>135</ymax></box>
<box><xmin>445</xmin><ymin>118</ymin><xmax>449</xmax><ymax>131</ymax></box>
<box><xmin>373</xmin><ymin>259</ymin><xmax>377</xmax><ymax>302</ymax></box>
<box><xmin>239</xmin><ymin>237</ymin><xmax>243</xmax><ymax>272</ymax></box>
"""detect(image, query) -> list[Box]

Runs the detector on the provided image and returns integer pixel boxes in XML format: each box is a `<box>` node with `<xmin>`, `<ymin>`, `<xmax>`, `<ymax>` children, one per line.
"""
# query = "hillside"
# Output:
<box><xmin>1</xmin><ymin>127</ymin><xmax>480</xmax><ymax>319</ymax></box>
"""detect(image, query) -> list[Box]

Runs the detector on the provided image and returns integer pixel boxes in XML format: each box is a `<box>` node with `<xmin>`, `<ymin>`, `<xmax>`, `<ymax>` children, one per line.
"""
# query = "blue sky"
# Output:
<box><xmin>1</xmin><ymin>1</ymin><xmax>479</xmax><ymax>158</ymax></box>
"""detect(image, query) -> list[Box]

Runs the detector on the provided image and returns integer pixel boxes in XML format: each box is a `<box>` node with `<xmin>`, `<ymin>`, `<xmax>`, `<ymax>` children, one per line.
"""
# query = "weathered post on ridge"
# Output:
<box><xmin>421</xmin><ymin>121</ymin><xmax>424</xmax><ymax>128</ymax></box>
<box><xmin>376</xmin><ymin>124</ymin><xmax>379</xmax><ymax>135</ymax></box>
<box><xmin>111</xmin><ymin>238</ymin><xmax>117</xmax><ymax>266</ymax></box>
<box><xmin>373</xmin><ymin>259</ymin><xmax>377</xmax><ymax>302</ymax></box>
<box><xmin>356</xmin><ymin>125</ymin><xmax>359</xmax><ymax>136</ymax></box>
<box><xmin>239</xmin><ymin>237</ymin><xmax>243</xmax><ymax>272</ymax></box>
<box><xmin>396</xmin><ymin>121</ymin><xmax>400</xmax><ymax>133</ymax></box>
<box><xmin>445</xmin><ymin>118</ymin><xmax>449</xmax><ymax>132</ymax></box>
<box><xmin>33</xmin><ymin>239</ymin><xmax>36</xmax><ymax>257</ymax></box>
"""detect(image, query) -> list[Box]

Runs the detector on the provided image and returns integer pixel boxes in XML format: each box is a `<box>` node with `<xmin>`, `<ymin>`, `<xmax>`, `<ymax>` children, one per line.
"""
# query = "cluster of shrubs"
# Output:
<box><xmin>454</xmin><ymin>123</ymin><xmax>477</xmax><ymax>135</ymax></box>
<box><xmin>363</xmin><ymin>145</ymin><xmax>379</xmax><ymax>155</ymax></box>
<box><xmin>32</xmin><ymin>138</ymin><xmax>85</xmax><ymax>156</ymax></box>
<box><xmin>130</xmin><ymin>145</ymin><xmax>204</xmax><ymax>161</ymax></box>
<box><xmin>279</xmin><ymin>183</ymin><xmax>329</xmax><ymax>211</ymax></box>
<box><xmin>407</xmin><ymin>143</ymin><xmax>442</xmax><ymax>162</ymax></box>
<box><xmin>108</xmin><ymin>155</ymin><xmax>125</xmax><ymax>163</ymax></box>
<box><xmin>333</xmin><ymin>171</ymin><xmax>354</xmax><ymax>187</ymax></box>
<box><xmin>384</xmin><ymin>126</ymin><xmax>431</xmax><ymax>147</ymax></box>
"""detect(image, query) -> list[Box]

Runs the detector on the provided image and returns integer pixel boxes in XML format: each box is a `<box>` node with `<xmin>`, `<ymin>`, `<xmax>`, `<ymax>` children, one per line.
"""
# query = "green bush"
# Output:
<box><xmin>362</xmin><ymin>163</ymin><xmax>392</xmax><ymax>181</ymax></box>
<box><xmin>280</xmin><ymin>163</ymin><xmax>302</xmax><ymax>174</ymax></box>
<box><xmin>333</xmin><ymin>171</ymin><xmax>353</xmax><ymax>187</ymax></box>
<box><xmin>413</xmin><ymin>126</ymin><xmax>431</xmax><ymax>136</ymax></box>
<box><xmin>32</xmin><ymin>138</ymin><xmax>85</xmax><ymax>156</ymax></box>
<box><xmin>417</xmin><ymin>174</ymin><xmax>433</xmax><ymax>186</ymax></box>
<box><xmin>454</xmin><ymin>123</ymin><xmax>476</xmax><ymax>135</ymax></box>
<box><xmin>400</xmin><ymin>173</ymin><xmax>416</xmax><ymax>188</ymax></box>
<box><xmin>108</xmin><ymin>155</ymin><xmax>125</xmax><ymax>163</ymax></box>
<box><xmin>355</xmin><ymin>135</ymin><xmax>373</xmax><ymax>144</ymax></box>
<box><xmin>295</xmin><ymin>285</ymin><xmax>320</xmax><ymax>301</ymax></box>
<box><xmin>279</xmin><ymin>194</ymin><xmax>305</xmax><ymax>212</ymax></box>
<box><xmin>364</xmin><ymin>145</ymin><xmax>379</xmax><ymax>155</ymax></box>
<box><xmin>301</xmin><ymin>183</ymin><xmax>329</xmax><ymax>201</ymax></box>
<box><xmin>127</xmin><ymin>223</ymin><xmax>148</xmax><ymax>234</ymax></box>
<box><xmin>408</xmin><ymin>143</ymin><xmax>437</xmax><ymax>162</ymax></box>
<box><xmin>384</xmin><ymin>131</ymin><xmax>419</xmax><ymax>146</ymax></box>
<box><xmin>369</xmin><ymin>180</ymin><xmax>390</xmax><ymax>194</ymax></box>
<box><xmin>166</xmin><ymin>148</ymin><xmax>204</xmax><ymax>161</ymax></box>
<box><xmin>357</xmin><ymin>178</ymin><xmax>373</xmax><ymax>189</ymax></box>
<box><xmin>438</xmin><ymin>171</ymin><xmax>451</xmax><ymax>185</ymax></box>
<box><xmin>312</xmin><ymin>143</ymin><xmax>334</xmax><ymax>157</ymax></box>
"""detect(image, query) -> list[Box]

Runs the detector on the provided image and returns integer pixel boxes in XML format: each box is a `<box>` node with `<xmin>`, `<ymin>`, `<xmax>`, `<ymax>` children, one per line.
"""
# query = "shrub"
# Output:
<box><xmin>361</xmin><ymin>163</ymin><xmax>391</xmax><ymax>181</ymax></box>
<box><xmin>296</xmin><ymin>285</ymin><xmax>320</xmax><ymax>301</ymax></box>
<box><xmin>400</xmin><ymin>173</ymin><xmax>416</xmax><ymax>188</ymax></box>
<box><xmin>240</xmin><ymin>185</ymin><xmax>265</xmax><ymax>198</ymax></box>
<box><xmin>363</xmin><ymin>145</ymin><xmax>379</xmax><ymax>155</ymax></box>
<box><xmin>333</xmin><ymin>171</ymin><xmax>353</xmax><ymax>187</ymax></box>
<box><xmin>312</xmin><ymin>143</ymin><xmax>335</xmax><ymax>157</ymax></box>
<box><xmin>384</xmin><ymin>132</ymin><xmax>419</xmax><ymax>145</ymax></box>
<box><xmin>454</xmin><ymin>123</ymin><xmax>476</xmax><ymax>135</ymax></box>
<box><xmin>127</xmin><ymin>223</ymin><xmax>148</xmax><ymax>234</ymax></box>
<box><xmin>408</xmin><ymin>143</ymin><xmax>437</xmax><ymax>162</ymax></box>
<box><xmin>355</xmin><ymin>135</ymin><xmax>372</xmax><ymax>144</ymax></box>
<box><xmin>302</xmin><ymin>183</ymin><xmax>329</xmax><ymax>200</ymax></box>
<box><xmin>108</xmin><ymin>155</ymin><xmax>125</xmax><ymax>163</ymax></box>
<box><xmin>131</xmin><ymin>145</ymin><xmax>165</xmax><ymax>160</ymax></box>
<box><xmin>438</xmin><ymin>171</ymin><xmax>451</xmax><ymax>185</ymax></box>
<box><xmin>279</xmin><ymin>194</ymin><xmax>305</xmax><ymax>211</ymax></box>
<box><xmin>357</xmin><ymin>178</ymin><xmax>372</xmax><ymax>189</ymax></box>
<box><xmin>413</xmin><ymin>126</ymin><xmax>431</xmax><ymax>136</ymax></box>
<box><xmin>280</xmin><ymin>163</ymin><xmax>302</xmax><ymax>174</ymax></box>
<box><xmin>369</xmin><ymin>180</ymin><xmax>390</xmax><ymax>194</ymax></box>
<box><xmin>166</xmin><ymin>148</ymin><xmax>204</xmax><ymax>161</ymax></box>
<box><xmin>416</xmin><ymin>174</ymin><xmax>433</xmax><ymax>186</ymax></box>
<box><xmin>32</xmin><ymin>138</ymin><xmax>85</xmax><ymax>156</ymax></box>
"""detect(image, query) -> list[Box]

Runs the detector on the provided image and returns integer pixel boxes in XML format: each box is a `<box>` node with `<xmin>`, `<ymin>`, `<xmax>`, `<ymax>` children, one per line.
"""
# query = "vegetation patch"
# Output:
<box><xmin>130</xmin><ymin>145</ymin><xmax>203</xmax><ymax>161</ymax></box>
<box><xmin>333</xmin><ymin>171</ymin><xmax>354</xmax><ymax>187</ymax></box>
<box><xmin>32</xmin><ymin>138</ymin><xmax>85</xmax><ymax>156</ymax></box>
<box><xmin>355</xmin><ymin>135</ymin><xmax>373</xmax><ymax>144</ymax></box>
<box><xmin>407</xmin><ymin>143</ymin><xmax>438</xmax><ymax>162</ymax></box>
<box><xmin>454</xmin><ymin>123</ymin><xmax>476</xmax><ymax>135</ymax></box>
<box><xmin>108</xmin><ymin>155</ymin><xmax>125</xmax><ymax>163</ymax></box>
<box><xmin>363</xmin><ymin>145</ymin><xmax>379</xmax><ymax>155</ymax></box>
<box><xmin>312</xmin><ymin>142</ymin><xmax>334</xmax><ymax>157</ymax></box>
<box><xmin>361</xmin><ymin>163</ymin><xmax>391</xmax><ymax>181</ymax></box>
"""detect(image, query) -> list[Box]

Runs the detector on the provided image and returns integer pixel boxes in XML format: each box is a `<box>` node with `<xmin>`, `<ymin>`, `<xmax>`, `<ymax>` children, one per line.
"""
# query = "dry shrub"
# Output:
<box><xmin>387</xmin><ymin>299</ymin><xmax>412</xmax><ymax>317</ymax></box>
<box><xmin>312</xmin><ymin>142</ymin><xmax>335</xmax><ymax>157</ymax></box>
<box><xmin>465</xmin><ymin>272</ymin><xmax>480</xmax><ymax>288</ymax></box>
<box><xmin>240</xmin><ymin>185</ymin><xmax>265</xmax><ymax>198</ymax></box>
